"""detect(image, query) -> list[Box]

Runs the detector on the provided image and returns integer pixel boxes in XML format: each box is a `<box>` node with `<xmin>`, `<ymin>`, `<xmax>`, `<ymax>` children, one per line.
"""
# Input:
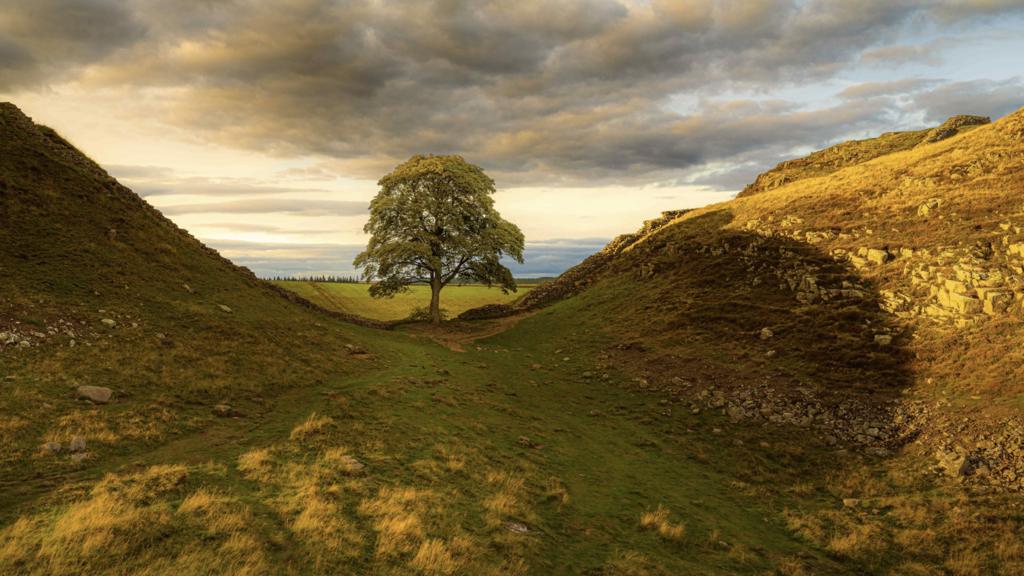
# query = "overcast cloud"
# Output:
<box><xmin>2</xmin><ymin>0</ymin><xmax>1023</xmax><ymax>276</ymax></box>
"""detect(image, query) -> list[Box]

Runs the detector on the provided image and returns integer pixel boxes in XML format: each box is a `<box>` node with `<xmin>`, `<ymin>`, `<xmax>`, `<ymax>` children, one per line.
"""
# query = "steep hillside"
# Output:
<box><xmin>0</xmin><ymin>103</ymin><xmax>372</xmax><ymax>530</ymax></box>
<box><xmin>479</xmin><ymin>107</ymin><xmax>1024</xmax><ymax>573</ymax></box>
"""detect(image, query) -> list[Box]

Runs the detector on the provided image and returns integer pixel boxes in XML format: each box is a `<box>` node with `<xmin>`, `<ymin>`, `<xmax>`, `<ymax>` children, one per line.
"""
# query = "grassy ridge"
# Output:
<box><xmin>273</xmin><ymin>282</ymin><xmax>533</xmax><ymax>321</ymax></box>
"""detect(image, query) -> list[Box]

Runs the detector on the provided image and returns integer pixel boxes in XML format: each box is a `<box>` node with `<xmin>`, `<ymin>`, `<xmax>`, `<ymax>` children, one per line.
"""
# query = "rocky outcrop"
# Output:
<box><xmin>743</xmin><ymin>215</ymin><xmax>1024</xmax><ymax>327</ymax></box>
<box><xmin>921</xmin><ymin>114</ymin><xmax>990</xmax><ymax>144</ymax></box>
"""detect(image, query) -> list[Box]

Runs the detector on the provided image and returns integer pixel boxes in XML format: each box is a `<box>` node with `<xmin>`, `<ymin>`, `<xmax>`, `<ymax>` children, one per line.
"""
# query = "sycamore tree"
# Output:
<box><xmin>354</xmin><ymin>155</ymin><xmax>525</xmax><ymax>324</ymax></box>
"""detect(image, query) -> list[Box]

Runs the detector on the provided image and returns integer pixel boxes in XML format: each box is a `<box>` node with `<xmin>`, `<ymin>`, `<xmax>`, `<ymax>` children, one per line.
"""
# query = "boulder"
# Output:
<box><xmin>77</xmin><ymin>385</ymin><xmax>113</xmax><ymax>404</ymax></box>
<box><xmin>917</xmin><ymin>198</ymin><xmax>942</xmax><ymax>217</ymax></box>
<box><xmin>866</xmin><ymin>248</ymin><xmax>890</xmax><ymax>265</ymax></box>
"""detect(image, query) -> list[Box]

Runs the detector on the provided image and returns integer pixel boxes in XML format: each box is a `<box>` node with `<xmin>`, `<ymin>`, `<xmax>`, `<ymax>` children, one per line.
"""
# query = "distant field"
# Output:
<box><xmin>273</xmin><ymin>281</ymin><xmax>533</xmax><ymax>320</ymax></box>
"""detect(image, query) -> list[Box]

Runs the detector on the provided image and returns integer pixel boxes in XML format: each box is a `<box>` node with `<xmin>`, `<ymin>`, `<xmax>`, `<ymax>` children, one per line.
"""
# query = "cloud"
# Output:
<box><xmin>912</xmin><ymin>77</ymin><xmax>1024</xmax><ymax>123</ymax></box>
<box><xmin>0</xmin><ymin>0</ymin><xmax>145</xmax><ymax>89</ymax></box>
<box><xmin>158</xmin><ymin>198</ymin><xmax>367</xmax><ymax>216</ymax></box>
<box><xmin>837</xmin><ymin>78</ymin><xmax>941</xmax><ymax>100</ymax></box>
<box><xmin>858</xmin><ymin>43</ymin><xmax>946</xmax><ymax>66</ymax></box>
<box><xmin>107</xmin><ymin>164</ymin><xmax>349</xmax><ymax>199</ymax></box>
<box><xmin>6</xmin><ymin>0</ymin><xmax>1021</xmax><ymax>187</ymax></box>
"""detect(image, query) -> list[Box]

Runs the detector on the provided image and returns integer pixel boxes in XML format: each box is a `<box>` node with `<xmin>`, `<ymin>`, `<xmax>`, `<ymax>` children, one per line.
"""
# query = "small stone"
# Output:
<box><xmin>504</xmin><ymin>521</ymin><xmax>530</xmax><ymax>534</ymax></box>
<box><xmin>213</xmin><ymin>404</ymin><xmax>242</xmax><ymax>418</ymax></box>
<box><xmin>874</xmin><ymin>334</ymin><xmax>893</xmax><ymax>346</ymax></box>
<box><xmin>100</xmin><ymin>318</ymin><xmax>116</xmax><ymax>328</ymax></box>
<box><xmin>517</xmin><ymin>436</ymin><xmax>536</xmax><ymax>448</ymax></box>
<box><xmin>217</xmin><ymin>304</ymin><xmax>233</xmax><ymax>313</ymax></box>
<box><xmin>759</xmin><ymin>328</ymin><xmax>774</xmax><ymax>340</ymax></box>
<box><xmin>77</xmin><ymin>385</ymin><xmax>113</xmax><ymax>404</ymax></box>
<box><xmin>340</xmin><ymin>455</ymin><xmax>365</xmax><ymax>473</ymax></box>
<box><xmin>68</xmin><ymin>436</ymin><xmax>86</xmax><ymax>452</ymax></box>
<box><xmin>344</xmin><ymin>343</ymin><xmax>368</xmax><ymax>355</ymax></box>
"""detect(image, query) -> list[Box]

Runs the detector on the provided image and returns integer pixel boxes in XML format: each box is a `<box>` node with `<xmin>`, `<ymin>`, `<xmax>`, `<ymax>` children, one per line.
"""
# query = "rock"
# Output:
<box><xmin>183</xmin><ymin>283</ymin><xmax>194</xmax><ymax>294</ymax></box>
<box><xmin>77</xmin><ymin>385</ymin><xmax>113</xmax><ymax>404</ymax></box>
<box><xmin>504</xmin><ymin>521</ymin><xmax>530</xmax><ymax>534</ymax></box>
<box><xmin>213</xmin><ymin>404</ymin><xmax>242</xmax><ymax>418</ymax></box>
<box><xmin>842</xmin><ymin>498</ymin><xmax>860</xmax><ymax>508</ymax></box>
<box><xmin>517</xmin><ymin>436</ymin><xmax>537</xmax><ymax>448</ymax></box>
<box><xmin>874</xmin><ymin>334</ymin><xmax>893</xmax><ymax>346</ymax></box>
<box><xmin>917</xmin><ymin>198</ymin><xmax>942</xmax><ymax>216</ymax></box>
<box><xmin>41</xmin><ymin>441</ymin><xmax>62</xmax><ymax>455</ymax></box>
<box><xmin>100</xmin><ymin>318</ymin><xmax>116</xmax><ymax>328</ymax></box>
<box><xmin>68</xmin><ymin>436</ymin><xmax>86</xmax><ymax>452</ymax></box>
<box><xmin>948</xmin><ymin>291</ymin><xmax>982</xmax><ymax>315</ymax></box>
<box><xmin>217</xmin><ymin>304</ymin><xmax>233</xmax><ymax>313</ymax></box>
<box><xmin>866</xmin><ymin>248</ymin><xmax>890</xmax><ymax>265</ymax></box>
<box><xmin>344</xmin><ymin>343</ymin><xmax>368</xmax><ymax>355</ymax></box>
<box><xmin>340</xmin><ymin>455</ymin><xmax>365</xmax><ymax>473</ymax></box>
<box><xmin>759</xmin><ymin>328</ymin><xmax>774</xmax><ymax>340</ymax></box>
<box><xmin>936</xmin><ymin>449</ymin><xmax>967</xmax><ymax>477</ymax></box>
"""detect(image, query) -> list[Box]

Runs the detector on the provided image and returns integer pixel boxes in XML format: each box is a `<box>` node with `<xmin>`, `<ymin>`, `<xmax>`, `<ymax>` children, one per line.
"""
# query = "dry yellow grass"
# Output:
<box><xmin>639</xmin><ymin>505</ymin><xmax>686</xmax><ymax>541</ymax></box>
<box><xmin>0</xmin><ymin>464</ymin><xmax>272</xmax><ymax>575</ymax></box>
<box><xmin>237</xmin><ymin>446</ymin><xmax>276</xmax><ymax>482</ymax></box>
<box><xmin>482</xmin><ymin>469</ymin><xmax>530</xmax><ymax>526</ymax></box>
<box><xmin>359</xmin><ymin>486</ymin><xmax>435</xmax><ymax>558</ymax></box>
<box><xmin>289</xmin><ymin>411</ymin><xmax>334</xmax><ymax>443</ymax></box>
<box><xmin>409</xmin><ymin>538</ymin><xmax>460</xmax><ymax>575</ymax></box>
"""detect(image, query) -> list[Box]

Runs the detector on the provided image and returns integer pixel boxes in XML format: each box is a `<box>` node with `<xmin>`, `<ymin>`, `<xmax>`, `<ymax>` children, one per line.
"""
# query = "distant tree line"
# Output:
<box><xmin>268</xmin><ymin>274</ymin><xmax>363</xmax><ymax>283</ymax></box>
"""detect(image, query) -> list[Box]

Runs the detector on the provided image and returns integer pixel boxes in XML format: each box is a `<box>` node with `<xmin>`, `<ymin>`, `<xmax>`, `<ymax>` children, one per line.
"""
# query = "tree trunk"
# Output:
<box><xmin>429</xmin><ymin>277</ymin><xmax>442</xmax><ymax>324</ymax></box>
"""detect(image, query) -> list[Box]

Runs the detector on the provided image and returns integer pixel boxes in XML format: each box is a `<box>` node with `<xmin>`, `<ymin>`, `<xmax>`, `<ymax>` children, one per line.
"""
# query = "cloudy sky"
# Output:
<box><xmin>2</xmin><ymin>0</ymin><xmax>1023</xmax><ymax>277</ymax></box>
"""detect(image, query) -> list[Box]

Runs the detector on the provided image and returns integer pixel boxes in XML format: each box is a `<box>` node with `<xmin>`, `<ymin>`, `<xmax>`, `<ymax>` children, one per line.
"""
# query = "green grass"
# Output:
<box><xmin>273</xmin><ymin>281</ymin><xmax>533</xmax><ymax>321</ymax></box>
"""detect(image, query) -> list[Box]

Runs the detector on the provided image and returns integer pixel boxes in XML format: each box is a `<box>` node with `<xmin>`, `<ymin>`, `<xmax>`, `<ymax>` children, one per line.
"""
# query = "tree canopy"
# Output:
<box><xmin>354</xmin><ymin>155</ymin><xmax>525</xmax><ymax>323</ymax></box>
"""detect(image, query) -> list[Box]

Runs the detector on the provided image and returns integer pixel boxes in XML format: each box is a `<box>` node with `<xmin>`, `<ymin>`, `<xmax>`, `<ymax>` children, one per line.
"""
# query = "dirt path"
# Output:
<box><xmin>399</xmin><ymin>310</ymin><xmax>540</xmax><ymax>351</ymax></box>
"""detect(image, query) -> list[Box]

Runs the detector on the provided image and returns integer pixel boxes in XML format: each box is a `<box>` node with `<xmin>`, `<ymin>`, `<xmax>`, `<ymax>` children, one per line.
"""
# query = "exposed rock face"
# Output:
<box><xmin>77</xmin><ymin>385</ymin><xmax>113</xmax><ymax>404</ymax></box>
<box><xmin>743</xmin><ymin>215</ymin><xmax>1024</xmax><ymax>327</ymax></box>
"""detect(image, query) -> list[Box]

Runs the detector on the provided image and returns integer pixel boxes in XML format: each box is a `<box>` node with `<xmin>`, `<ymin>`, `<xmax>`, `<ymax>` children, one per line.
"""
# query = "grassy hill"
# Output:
<box><xmin>2</xmin><ymin>100</ymin><xmax>1024</xmax><ymax>575</ymax></box>
<box><xmin>273</xmin><ymin>281</ymin><xmax>532</xmax><ymax>321</ymax></box>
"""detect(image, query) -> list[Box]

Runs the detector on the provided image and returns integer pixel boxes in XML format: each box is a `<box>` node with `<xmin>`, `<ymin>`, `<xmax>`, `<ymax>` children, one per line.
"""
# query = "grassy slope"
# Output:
<box><xmin>274</xmin><ymin>282</ymin><xmax>532</xmax><ymax>321</ymax></box>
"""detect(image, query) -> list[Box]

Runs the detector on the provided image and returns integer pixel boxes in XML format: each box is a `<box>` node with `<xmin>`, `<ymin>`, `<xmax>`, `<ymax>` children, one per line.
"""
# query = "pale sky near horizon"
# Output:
<box><xmin>2</xmin><ymin>1</ymin><xmax>1023</xmax><ymax>277</ymax></box>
